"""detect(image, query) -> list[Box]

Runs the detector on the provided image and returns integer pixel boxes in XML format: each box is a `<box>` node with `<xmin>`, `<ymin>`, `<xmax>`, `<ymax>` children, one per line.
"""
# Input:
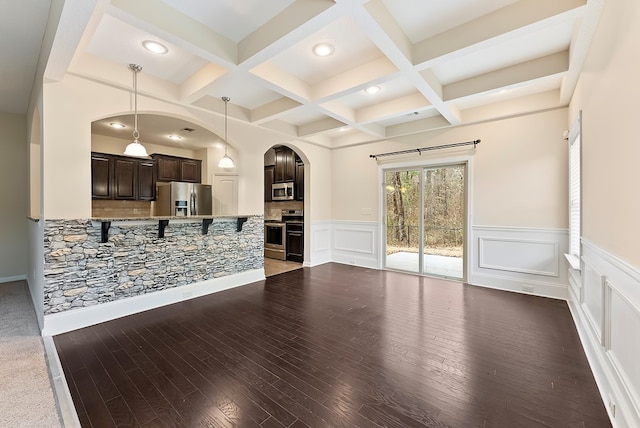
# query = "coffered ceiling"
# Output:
<box><xmin>37</xmin><ymin>0</ymin><xmax>605</xmax><ymax>149</ymax></box>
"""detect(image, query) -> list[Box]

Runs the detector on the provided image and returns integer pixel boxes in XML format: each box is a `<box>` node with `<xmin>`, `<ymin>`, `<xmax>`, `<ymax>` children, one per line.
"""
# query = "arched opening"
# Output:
<box><xmin>90</xmin><ymin>112</ymin><xmax>237</xmax><ymax>218</ymax></box>
<box><xmin>263</xmin><ymin>145</ymin><xmax>307</xmax><ymax>276</ymax></box>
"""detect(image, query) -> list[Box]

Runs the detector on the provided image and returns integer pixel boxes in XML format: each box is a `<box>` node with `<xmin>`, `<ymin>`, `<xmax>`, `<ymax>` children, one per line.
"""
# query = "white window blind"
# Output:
<box><xmin>568</xmin><ymin>114</ymin><xmax>581</xmax><ymax>259</ymax></box>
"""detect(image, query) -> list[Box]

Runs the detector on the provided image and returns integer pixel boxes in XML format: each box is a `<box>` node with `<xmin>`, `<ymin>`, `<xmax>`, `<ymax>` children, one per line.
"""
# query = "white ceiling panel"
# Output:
<box><xmin>86</xmin><ymin>14</ymin><xmax>208</xmax><ymax>84</ymax></box>
<box><xmin>203</xmin><ymin>72</ymin><xmax>285</xmax><ymax>110</ymax></box>
<box><xmin>380</xmin><ymin>0</ymin><xmax>520</xmax><ymax>43</ymax></box>
<box><xmin>267</xmin><ymin>16</ymin><xmax>383</xmax><ymax>86</ymax></box>
<box><xmin>160</xmin><ymin>0</ymin><xmax>296</xmax><ymax>42</ymax></box>
<box><xmin>338</xmin><ymin>78</ymin><xmax>420</xmax><ymax>110</ymax></box>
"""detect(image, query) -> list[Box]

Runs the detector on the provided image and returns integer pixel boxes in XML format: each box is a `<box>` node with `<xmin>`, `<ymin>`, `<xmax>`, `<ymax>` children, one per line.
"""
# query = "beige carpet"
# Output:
<box><xmin>0</xmin><ymin>281</ymin><xmax>62</xmax><ymax>427</ymax></box>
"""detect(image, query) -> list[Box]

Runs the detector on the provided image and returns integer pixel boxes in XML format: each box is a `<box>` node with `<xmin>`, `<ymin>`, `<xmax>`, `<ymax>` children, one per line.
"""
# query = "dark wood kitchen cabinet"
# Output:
<box><xmin>91</xmin><ymin>153</ymin><xmax>112</xmax><ymax>199</ymax></box>
<box><xmin>274</xmin><ymin>146</ymin><xmax>295</xmax><ymax>183</ymax></box>
<box><xmin>113</xmin><ymin>157</ymin><xmax>137</xmax><ymax>200</ymax></box>
<box><xmin>295</xmin><ymin>159</ymin><xmax>304</xmax><ymax>201</ymax></box>
<box><xmin>264</xmin><ymin>165</ymin><xmax>274</xmax><ymax>202</ymax></box>
<box><xmin>137</xmin><ymin>159</ymin><xmax>156</xmax><ymax>201</ymax></box>
<box><xmin>286</xmin><ymin>223</ymin><xmax>304</xmax><ymax>263</ymax></box>
<box><xmin>91</xmin><ymin>152</ymin><xmax>156</xmax><ymax>201</ymax></box>
<box><xmin>152</xmin><ymin>154</ymin><xmax>201</xmax><ymax>183</ymax></box>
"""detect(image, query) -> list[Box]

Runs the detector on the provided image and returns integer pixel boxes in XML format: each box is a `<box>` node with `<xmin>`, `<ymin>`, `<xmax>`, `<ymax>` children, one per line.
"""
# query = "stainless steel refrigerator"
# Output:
<box><xmin>156</xmin><ymin>182</ymin><xmax>212</xmax><ymax>216</ymax></box>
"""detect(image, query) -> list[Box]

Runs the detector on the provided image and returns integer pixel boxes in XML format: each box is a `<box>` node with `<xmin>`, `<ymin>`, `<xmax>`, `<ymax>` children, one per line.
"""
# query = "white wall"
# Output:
<box><xmin>570</xmin><ymin>0</ymin><xmax>640</xmax><ymax>268</ymax></box>
<box><xmin>0</xmin><ymin>112</ymin><xmax>28</xmax><ymax>280</ymax></box>
<box><xmin>91</xmin><ymin>134</ymin><xmax>199</xmax><ymax>159</ymax></box>
<box><xmin>42</xmin><ymin>75</ymin><xmax>333</xmax><ymax>230</ymax></box>
<box><xmin>567</xmin><ymin>0</ymin><xmax>640</xmax><ymax>425</ymax></box>
<box><xmin>331</xmin><ymin>108</ymin><xmax>568</xmax><ymax>228</ymax></box>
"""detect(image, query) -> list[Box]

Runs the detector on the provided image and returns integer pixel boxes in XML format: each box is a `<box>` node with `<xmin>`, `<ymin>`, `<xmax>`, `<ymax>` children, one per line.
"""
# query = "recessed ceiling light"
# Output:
<box><xmin>109</xmin><ymin>122</ymin><xmax>125</xmax><ymax>128</ymax></box>
<box><xmin>168</xmin><ymin>135</ymin><xmax>182</xmax><ymax>140</ymax></box>
<box><xmin>365</xmin><ymin>85</ymin><xmax>381</xmax><ymax>94</ymax></box>
<box><xmin>312</xmin><ymin>43</ymin><xmax>334</xmax><ymax>57</ymax></box>
<box><xmin>142</xmin><ymin>40</ymin><xmax>168</xmax><ymax>54</ymax></box>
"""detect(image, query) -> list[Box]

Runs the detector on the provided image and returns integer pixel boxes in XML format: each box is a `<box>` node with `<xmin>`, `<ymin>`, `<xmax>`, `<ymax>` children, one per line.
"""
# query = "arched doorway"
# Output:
<box><xmin>90</xmin><ymin>113</ymin><xmax>236</xmax><ymax>218</ymax></box>
<box><xmin>264</xmin><ymin>145</ymin><xmax>306</xmax><ymax>276</ymax></box>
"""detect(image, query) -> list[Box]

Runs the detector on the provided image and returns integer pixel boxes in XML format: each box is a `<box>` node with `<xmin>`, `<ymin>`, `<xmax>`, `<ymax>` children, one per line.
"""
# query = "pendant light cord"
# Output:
<box><xmin>222</xmin><ymin>96</ymin><xmax>230</xmax><ymax>156</ymax></box>
<box><xmin>129</xmin><ymin>64</ymin><xmax>143</xmax><ymax>140</ymax></box>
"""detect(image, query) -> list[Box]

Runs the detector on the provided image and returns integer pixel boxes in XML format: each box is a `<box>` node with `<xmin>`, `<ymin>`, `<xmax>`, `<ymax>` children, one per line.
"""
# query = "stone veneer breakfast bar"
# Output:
<box><xmin>41</xmin><ymin>215</ymin><xmax>263</xmax><ymax>333</ymax></box>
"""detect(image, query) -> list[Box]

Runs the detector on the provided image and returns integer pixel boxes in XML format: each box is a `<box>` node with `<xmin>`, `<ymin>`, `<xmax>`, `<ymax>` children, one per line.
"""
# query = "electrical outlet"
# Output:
<box><xmin>521</xmin><ymin>284</ymin><xmax>534</xmax><ymax>293</ymax></box>
<box><xmin>609</xmin><ymin>394</ymin><xmax>616</xmax><ymax>418</ymax></box>
<box><xmin>361</xmin><ymin>208</ymin><xmax>372</xmax><ymax>215</ymax></box>
<box><xmin>349</xmin><ymin>259</ymin><xmax>356</xmax><ymax>265</ymax></box>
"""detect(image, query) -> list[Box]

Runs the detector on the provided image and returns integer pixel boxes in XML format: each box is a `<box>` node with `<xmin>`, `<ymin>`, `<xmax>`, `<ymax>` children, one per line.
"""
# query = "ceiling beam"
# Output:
<box><xmin>413</xmin><ymin>0</ymin><xmax>586</xmax><ymax>68</ymax></box>
<box><xmin>179</xmin><ymin>63</ymin><xmax>228</xmax><ymax>104</ymax></box>
<box><xmin>250</xmin><ymin>97</ymin><xmax>303</xmax><ymax>124</ymax></box>
<box><xmin>238</xmin><ymin>0</ymin><xmax>339</xmax><ymax>68</ymax></box>
<box><xmin>346</xmin><ymin>0</ymin><xmax>461</xmax><ymax>125</ymax></box>
<box><xmin>444</xmin><ymin>51</ymin><xmax>569</xmax><ymax>101</ymax></box>
<box><xmin>356</xmin><ymin>93</ymin><xmax>430</xmax><ymax>124</ymax></box>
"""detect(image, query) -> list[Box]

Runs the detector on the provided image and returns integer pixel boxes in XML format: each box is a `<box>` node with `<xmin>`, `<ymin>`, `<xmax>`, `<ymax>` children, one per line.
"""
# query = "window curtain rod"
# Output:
<box><xmin>369</xmin><ymin>139</ymin><xmax>480</xmax><ymax>160</ymax></box>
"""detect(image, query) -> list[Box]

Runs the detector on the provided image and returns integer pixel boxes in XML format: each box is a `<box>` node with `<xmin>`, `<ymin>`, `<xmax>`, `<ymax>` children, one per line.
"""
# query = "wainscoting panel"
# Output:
<box><xmin>479</xmin><ymin>237</ymin><xmax>558</xmax><ymax>276</ymax></box>
<box><xmin>331</xmin><ymin>221</ymin><xmax>379</xmax><ymax>268</ymax></box>
<box><xmin>568</xmin><ymin>240</ymin><xmax>640</xmax><ymax>428</ymax></box>
<box><xmin>309</xmin><ymin>221</ymin><xmax>332</xmax><ymax>267</ymax></box>
<box><xmin>582</xmin><ymin>262</ymin><xmax>605</xmax><ymax>343</ymax></box>
<box><xmin>470</xmin><ymin>226</ymin><xmax>569</xmax><ymax>299</ymax></box>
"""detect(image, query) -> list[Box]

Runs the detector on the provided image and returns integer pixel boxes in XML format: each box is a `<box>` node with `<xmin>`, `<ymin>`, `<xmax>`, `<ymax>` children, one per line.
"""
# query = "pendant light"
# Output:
<box><xmin>124</xmin><ymin>64</ymin><xmax>149</xmax><ymax>157</ymax></box>
<box><xmin>218</xmin><ymin>96</ymin><xmax>235</xmax><ymax>168</ymax></box>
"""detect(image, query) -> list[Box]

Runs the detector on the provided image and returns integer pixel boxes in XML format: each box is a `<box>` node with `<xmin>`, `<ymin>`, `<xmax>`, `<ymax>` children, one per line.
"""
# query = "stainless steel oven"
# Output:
<box><xmin>264</xmin><ymin>222</ymin><xmax>286</xmax><ymax>260</ymax></box>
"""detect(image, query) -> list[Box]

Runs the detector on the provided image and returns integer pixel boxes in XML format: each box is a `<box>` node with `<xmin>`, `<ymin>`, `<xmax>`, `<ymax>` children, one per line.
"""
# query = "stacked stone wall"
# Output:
<box><xmin>43</xmin><ymin>217</ymin><xmax>263</xmax><ymax>314</ymax></box>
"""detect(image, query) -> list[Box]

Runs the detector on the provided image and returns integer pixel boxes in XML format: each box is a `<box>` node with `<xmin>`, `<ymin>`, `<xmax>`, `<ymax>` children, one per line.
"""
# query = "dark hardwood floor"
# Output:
<box><xmin>54</xmin><ymin>263</ymin><xmax>611</xmax><ymax>427</ymax></box>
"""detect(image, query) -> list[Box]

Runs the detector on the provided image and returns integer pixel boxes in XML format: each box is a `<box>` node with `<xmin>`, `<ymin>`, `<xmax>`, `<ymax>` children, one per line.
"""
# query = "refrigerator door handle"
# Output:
<box><xmin>190</xmin><ymin>191</ymin><xmax>196</xmax><ymax>215</ymax></box>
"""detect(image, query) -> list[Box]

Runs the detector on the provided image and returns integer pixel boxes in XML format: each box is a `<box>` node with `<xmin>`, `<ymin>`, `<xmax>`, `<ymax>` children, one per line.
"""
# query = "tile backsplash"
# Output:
<box><xmin>265</xmin><ymin>201</ymin><xmax>303</xmax><ymax>220</ymax></box>
<box><xmin>92</xmin><ymin>200</ymin><xmax>152</xmax><ymax>218</ymax></box>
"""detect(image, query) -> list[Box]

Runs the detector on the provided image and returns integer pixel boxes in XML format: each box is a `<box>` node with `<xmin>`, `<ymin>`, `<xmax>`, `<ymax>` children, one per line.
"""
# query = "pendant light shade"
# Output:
<box><xmin>124</xmin><ymin>64</ymin><xmax>149</xmax><ymax>157</ymax></box>
<box><xmin>218</xmin><ymin>96</ymin><xmax>235</xmax><ymax>168</ymax></box>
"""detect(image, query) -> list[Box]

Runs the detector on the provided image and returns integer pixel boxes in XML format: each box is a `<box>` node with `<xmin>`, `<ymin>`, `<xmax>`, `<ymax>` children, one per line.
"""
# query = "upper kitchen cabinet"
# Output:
<box><xmin>137</xmin><ymin>159</ymin><xmax>156</xmax><ymax>201</ymax></box>
<box><xmin>91</xmin><ymin>152</ymin><xmax>156</xmax><ymax>201</ymax></box>
<box><xmin>295</xmin><ymin>157</ymin><xmax>304</xmax><ymax>201</ymax></box>
<box><xmin>152</xmin><ymin>154</ymin><xmax>202</xmax><ymax>183</ymax></box>
<box><xmin>265</xmin><ymin>146</ymin><xmax>304</xmax><ymax>201</ymax></box>
<box><xmin>113</xmin><ymin>157</ymin><xmax>137</xmax><ymax>200</ymax></box>
<box><xmin>264</xmin><ymin>165</ymin><xmax>274</xmax><ymax>202</ymax></box>
<box><xmin>274</xmin><ymin>146</ymin><xmax>295</xmax><ymax>183</ymax></box>
<box><xmin>91</xmin><ymin>153</ymin><xmax>112</xmax><ymax>199</ymax></box>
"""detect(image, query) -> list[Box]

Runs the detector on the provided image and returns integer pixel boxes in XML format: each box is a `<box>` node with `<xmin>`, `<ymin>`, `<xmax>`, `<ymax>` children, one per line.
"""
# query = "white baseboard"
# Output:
<box><xmin>470</xmin><ymin>272</ymin><xmax>567</xmax><ymax>300</ymax></box>
<box><xmin>42</xmin><ymin>336</ymin><xmax>81</xmax><ymax>428</ymax></box>
<box><xmin>0</xmin><ymin>274</ymin><xmax>27</xmax><ymax>284</ymax></box>
<box><xmin>42</xmin><ymin>269</ymin><xmax>265</xmax><ymax>336</ymax></box>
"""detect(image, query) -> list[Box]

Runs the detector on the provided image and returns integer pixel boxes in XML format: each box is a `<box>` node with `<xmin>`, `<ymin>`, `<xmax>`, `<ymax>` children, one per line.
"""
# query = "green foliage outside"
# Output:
<box><xmin>385</xmin><ymin>166</ymin><xmax>464</xmax><ymax>257</ymax></box>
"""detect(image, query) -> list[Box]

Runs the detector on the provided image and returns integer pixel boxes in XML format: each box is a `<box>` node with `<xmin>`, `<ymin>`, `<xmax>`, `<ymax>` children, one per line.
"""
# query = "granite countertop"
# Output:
<box><xmin>91</xmin><ymin>214</ymin><xmax>262</xmax><ymax>222</ymax></box>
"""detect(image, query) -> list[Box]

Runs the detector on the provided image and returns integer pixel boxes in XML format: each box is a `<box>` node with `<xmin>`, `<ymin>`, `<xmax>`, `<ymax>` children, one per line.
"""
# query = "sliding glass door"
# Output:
<box><xmin>384</xmin><ymin>163</ymin><xmax>466</xmax><ymax>280</ymax></box>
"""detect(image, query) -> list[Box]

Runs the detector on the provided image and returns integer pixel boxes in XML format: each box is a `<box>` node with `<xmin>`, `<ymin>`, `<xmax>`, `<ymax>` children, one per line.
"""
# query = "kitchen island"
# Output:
<box><xmin>42</xmin><ymin>215</ymin><xmax>264</xmax><ymax>335</ymax></box>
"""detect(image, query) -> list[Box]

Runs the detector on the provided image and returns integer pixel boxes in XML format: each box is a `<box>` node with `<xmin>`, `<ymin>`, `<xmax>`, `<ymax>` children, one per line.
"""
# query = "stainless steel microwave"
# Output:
<box><xmin>272</xmin><ymin>182</ymin><xmax>294</xmax><ymax>200</ymax></box>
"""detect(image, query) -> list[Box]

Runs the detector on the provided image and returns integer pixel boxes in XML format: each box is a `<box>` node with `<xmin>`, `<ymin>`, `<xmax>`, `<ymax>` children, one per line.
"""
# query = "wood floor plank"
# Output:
<box><xmin>54</xmin><ymin>263</ymin><xmax>611</xmax><ymax>428</ymax></box>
